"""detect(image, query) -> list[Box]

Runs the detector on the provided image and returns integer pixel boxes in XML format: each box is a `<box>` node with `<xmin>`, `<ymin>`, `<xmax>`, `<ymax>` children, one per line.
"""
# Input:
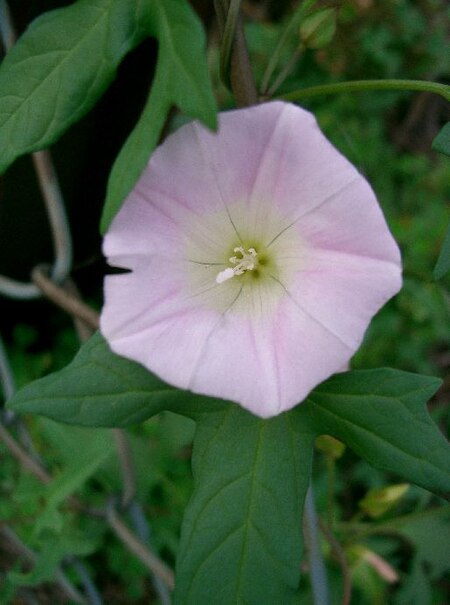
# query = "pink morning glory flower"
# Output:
<box><xmin>100</xmin><ymin>101</ymin><xmax>402</xmax><ymax>418</ymax></box>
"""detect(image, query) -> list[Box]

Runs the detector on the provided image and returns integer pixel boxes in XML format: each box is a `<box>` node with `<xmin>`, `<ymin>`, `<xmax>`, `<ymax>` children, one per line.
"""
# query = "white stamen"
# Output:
<box><xmin>215</xmin><ymin>246</ymin><xmax>258</xmax><ymax>284</ymax></box>
<box><xmin>216</xmin><ymin>268</ymin><xmax>235</xmax><ymax>284</ymax></box>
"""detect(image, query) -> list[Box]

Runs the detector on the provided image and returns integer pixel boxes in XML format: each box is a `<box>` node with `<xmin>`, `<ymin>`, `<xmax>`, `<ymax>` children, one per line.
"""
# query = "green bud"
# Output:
<box><xmin>347</xmin><ymin>546</ymin><xmax>399</xmax><ymax>583</ymax></box>
<box><xmin>315</xmin><ymin>434</ymin><xmax>346</xmax><ymax>459</ymax></box>
<box><xmin>358</xmin><ymin>483</ymin><xmax>410</xmax><ymax>518</ymax></box>
<box><xmin>299</xmin><ymin>8</ymin><xmax>337</xmax><ymax>49</ymax></box>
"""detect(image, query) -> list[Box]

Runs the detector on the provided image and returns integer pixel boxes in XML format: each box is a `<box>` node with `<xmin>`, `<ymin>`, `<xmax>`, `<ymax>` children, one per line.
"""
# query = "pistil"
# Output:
<box><xmin>216</xmin><ymin>246</ymin><xmax>258</xmax><ymax>284</ymax></box>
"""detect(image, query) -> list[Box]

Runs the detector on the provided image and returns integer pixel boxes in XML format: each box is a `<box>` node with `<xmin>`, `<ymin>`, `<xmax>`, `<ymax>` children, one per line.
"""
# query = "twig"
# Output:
<box><xmin>0</xmin><ymin>331</ymin><xmax>16</xmax><ymax>402</ymax></box>
<box><xmin>0</xmin><ymin>4</ymin><xmax>73</xmax><ymax>300</ymax></box>
<box><xmin>325</xmin><ymin>456</ymin><xmax>336</xmax><ymax>529</ymax></box>
<box><xmin>304</xmin><ymin>485</ymin><xmax>330</xmax><ymax>605</ymax></box>
<box><xmin>62</xmin><ymin>277</ymin><xmax>97</xmax><ymax>342</ymax></box>
<box><xmin>128</xmin><ymin>502</ymin><xmax>172</xmax><ymax>605</ymax></box>
<box><xmin>0</xmin><ymin>420</ymin><xmax>104</xmax><ymax>516</ymax></box>
<box><xmin>0</xmin><ymin>422</ymin><xmax>51</xmax><ymax>484</ymax></box>
<box><xmin>319</xmin><ymin>520</ymin><xmax>351</xmax><ymax>605</ymax></box>
<box><xmin>112</xmin><ymin>429</ymin><xmax>137</xmax><ymax>509</ymax></box>
<box><xmin>32</xmin><ymin>151</ymin><xmax>73</xmax><ymax>282</ymax></box>
<box><xmin>67</xmin><ymin>557</ymin><xmax>104</xmax><ymax>605</ymax></box>
<box><xmin>260</xmin><ymin>0</ymin><xmax>316</xmax><ymax>95</ymax></box>
<box><xmin>1</xmin><ymin>329</ymin><xmax>49</xmax><ymax>469</ymax></box>
<box><xmin>1</xmin><ymin>328</ymin><xmax>103</xmax><ymax>517</ymax></box>
<box><xmin>0</xmin><ymin>0</ymin><xmax>16</xmax><ymax>49</ymax></box>
<box><xmin>106</xmin><ymin>500</ymin><xmax>175</xmax><ymax>591</ymax></box>
<box><xmin>266</xmin><ymin>46</ymin><xmax>302</xmax><ymax>97</ymax></box>
<box><xmin>0</xmin><ymin>422</ymin><xmax>169</xmax><ymax>598</ymax></box>
<box><xmin>32</xmin><ymin>265</ymin><xmax>99</xmax><ymax>329</ymax></box>
<box><xmin>0</xmin><ymin>152</ymin><xmax>72</xmax><ymax>300</ymax></box>
<box><xmin>16</xmin><ymin>588</ymin><xmax>40</xmax><ymax>605</ymax></box>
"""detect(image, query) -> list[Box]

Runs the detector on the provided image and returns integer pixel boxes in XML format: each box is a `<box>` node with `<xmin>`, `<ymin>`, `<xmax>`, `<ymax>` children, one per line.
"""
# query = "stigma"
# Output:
<box><xmin>216</xmin><ymin>246</ymin><xmax>258</xmax><ymax>284</ymax></box>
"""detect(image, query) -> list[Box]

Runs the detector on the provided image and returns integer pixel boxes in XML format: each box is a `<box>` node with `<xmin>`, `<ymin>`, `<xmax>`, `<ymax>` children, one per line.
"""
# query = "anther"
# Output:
<box><xmin>216</xmin><ymin>247</ymin><xmax>259</xmax><ymax>284</ymax></box>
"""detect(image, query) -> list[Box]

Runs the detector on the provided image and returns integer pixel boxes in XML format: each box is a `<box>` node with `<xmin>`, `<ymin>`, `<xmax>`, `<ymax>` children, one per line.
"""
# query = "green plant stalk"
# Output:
<box><xmin>266</xmin><ymin>45</ymin><xmax>303</xmax><ymax>97</ymax></box>
<box><xmin>326</xmin><ymin>456</ymin><xmax>336</xmax><ymax>529</ymax></box>
<box><xmin>219</xmin><ymin>0</ymin><xmax>242</xmax><ymax>89</ymax></box>
<box><xmin>280</xmin><ymin>79</ymin><xmax>450</xmax><ymax>102</ymax></box>
<box><xmin>260</xmin><ymin>0</ymin><xmax>317</xmax><ymax>94</ymax></box>
<box><xmin>339</xmin><ymin>506</ymin><xmax>449</xmax><ymax>544</ymax></box>
<box><xmin>305</xmin><ymin>485</ymin><xmax>331</xmax><ymax>605</ymax></box>
<box><xmin>214</xmin><ymin>0</ymin><xmax>258</xmax><ymax>106</ymax></box>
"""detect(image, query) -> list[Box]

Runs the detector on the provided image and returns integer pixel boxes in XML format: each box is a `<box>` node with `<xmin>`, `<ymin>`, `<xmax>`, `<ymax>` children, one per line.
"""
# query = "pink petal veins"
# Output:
<box><xmin>101</xmin><ymin>101</ymin><xmax>402</xmax><ymax>418</ymax></box>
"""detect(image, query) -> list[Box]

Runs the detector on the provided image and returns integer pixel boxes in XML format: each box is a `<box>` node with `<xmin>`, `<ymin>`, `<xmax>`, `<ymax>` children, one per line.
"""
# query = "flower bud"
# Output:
<box><xmin>315</xmin><ymin>435</ymin><xmax>346</xmax><ymax>459</ymax></box>
<box><xmin>299</xmin><ymin>8</ymin><xmax>337</xmax><ymax>49</ymax></box>
<box><xmin>358</xmin><ymin>483</ymin><xmax>410</xmax><ymax>518</ymax></box>
<box><xmin>348</xmin><ymin>546</ymin><xmax>399</xmax><ymax>584</ymax></box>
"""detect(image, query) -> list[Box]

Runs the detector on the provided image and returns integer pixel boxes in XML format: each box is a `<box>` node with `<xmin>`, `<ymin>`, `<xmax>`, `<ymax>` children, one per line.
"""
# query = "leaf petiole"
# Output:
<box><xmin>279</xmin><ymin>79</ymin><xmax>450</xmax><ymax>103</ymax></box>
<box><xmin>260</xmin><ymin>0</ymin><xmax>317</xmax><ymax>95</ymax></box>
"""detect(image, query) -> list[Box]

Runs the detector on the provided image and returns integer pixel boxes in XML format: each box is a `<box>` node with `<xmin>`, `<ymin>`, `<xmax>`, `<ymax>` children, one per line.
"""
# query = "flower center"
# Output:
<box><xmin>216</xmin><ymin>246</ymin><xmax>259</xmax><ymax>284</ymax></box>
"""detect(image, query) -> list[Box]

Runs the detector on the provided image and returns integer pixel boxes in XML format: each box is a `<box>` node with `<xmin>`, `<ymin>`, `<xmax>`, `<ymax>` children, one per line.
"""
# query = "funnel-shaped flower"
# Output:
<box><xmin>101</xmin><ymin>102</ymin><xmax>401</xmax><ymax>418</ymax></box>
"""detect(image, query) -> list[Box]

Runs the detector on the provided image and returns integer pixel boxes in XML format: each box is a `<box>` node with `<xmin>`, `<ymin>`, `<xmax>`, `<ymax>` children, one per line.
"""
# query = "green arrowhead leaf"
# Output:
<box><xmin>432</xmin><ymin>122</ymin><xmax>450</xmax><ymax>156</ymax></box>
<box><xmin>100</xmin><ymin>0</ymin><xmax>217</xmax><ymax>233</ymax></box>
<box><xmin>0</xmin><ymin>0</ymin><xmax>150</xmax><ymax>174</ymax></box>
<box><xmin>35</xmin><ymin>429</ymin><xmax>114</xmax><ymax>534</ymax></box>
<box><xmin>305</xmin><ymin>369</ymin><xmax>450</xmax><ymax>499</ymax></box>
<box><xmin>433</xmin><ymin>222</ymin><xmax>450</xmax><ymax>280</ymax></box>
<box><xmin>431</xmin><ymin>123</ymin><xmax>450</xmax><ymax>280</ymax></box>
<box><xmin>9</xmin><ymin>340</ymin><xmax>449</xmax><ymax>502</ymax></box>
<box><xmin>6</xmin><ymin>332</ymin><xmax>216</xmax><ymax>426</ymax></box>
<box><xmin>8</xmin><ymin>341</ymin><xmax>450</xmax><ymax>603</ymax></box>
<box><xmin>399</xmin><ymin>507</ymin><xmax>450</xmax><ymax>579</ymax></box>
<box><xmin>173</xmin><ymin>406</ymin><xmax>314</xmax><ymax>605</ymax></box>
<box><xmin>8</xmin><ymin>531</ymin><xmax>96</xmax><ymax>588</ymax></box>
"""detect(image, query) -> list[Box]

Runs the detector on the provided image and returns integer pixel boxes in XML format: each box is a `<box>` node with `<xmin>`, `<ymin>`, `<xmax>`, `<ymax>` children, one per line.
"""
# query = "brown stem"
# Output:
<box><xmin>215</xmin><ymin>0</ymin><xmax>258</xmax><ymax>107</ymax></box>
<box><xmin>319</xmin><ymin>520</ymin><xmax>352</xmax><ymax>605</ymax></box>
<box><xmin>62</xmin><ymin>278</ymin><xmax>97</xmax><ymax>342</ymax></box>
<box><xmin>266</xmin><ymin>46</ymin><xmax>303</xmax><ymax>97</ymax></box>
<box><xmin>0</xmin><ymin>421</ymin><xmax>103</xmax><ymax>517</ymax></box>
<box><xmin>0</xmin><ymin>422</ymin><xmax>51</xmax><ymax>484</ymax></box>
<box><xmin>106</xmin><ymin>502</ymin><xmax>175</xmax><ymax>590</ymax></box>
<box><xmin>31</xmin><ymin>265</ymin><xmax>100</xmax><ymax>330</ymax></box>
<box><xmin>113</xmin><ymin>429</ymin><xmax>137</xmax><ymax>509</ymax></box>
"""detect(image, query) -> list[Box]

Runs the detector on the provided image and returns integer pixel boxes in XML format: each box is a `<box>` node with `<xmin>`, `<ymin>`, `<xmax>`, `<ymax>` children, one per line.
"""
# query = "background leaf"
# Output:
<box><xmin>305</xmin><ymin>369</ymin><xmax>449</xmax><ymax>499</ymax></box>
<box><xmin>35</xmin><ymin>430</ymin><xmax>114</xmax><ymax>534</ymax></box>
<box><xmin>431</xmin><ymin>122</ymin><xmax>450</xmax><ymax>156</ymax></box>
<box><xmin>0</xmin><ymin>0</ymin><xmax>150</xmax><ymax>174</ymax></box>
<box><xmin>7</xmin><ymin>532</ymin><xmax>96</xmax><ymax>588</ymax></box>
<box><xmin>431</xmin><ymin>122</ymin><xmax>450</xmax><ymax>280</ymax></box>
<box><xmin>173</xmin><ymin>406</ymin><xmax>315</xmax><ymax>605</ymax></box>
<box><xmin>433</xmin><ymin>222</ymin><xmax>450</xmax><ymax>280</ymax></box>
<box><xmin>6</xmin><ymin>333</ymin><xmax>201</xmax><ymax>426</ymax></box>
<box><xmin>399</xmin><ymin>507</ymin><xmax>450</xmax><ymax>579</ymax></box>
<box><xmin>100</xmin><ymin>0</ymin><xmax>217</xmax><ymax>232</ymax></box>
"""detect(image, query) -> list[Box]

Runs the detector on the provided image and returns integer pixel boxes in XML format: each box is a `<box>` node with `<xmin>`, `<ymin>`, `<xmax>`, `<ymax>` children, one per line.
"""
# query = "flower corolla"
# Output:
<box><xmin>100</xmin><ymin>102</ymin><xmax>402</xmax><ymax>418</ymax></box>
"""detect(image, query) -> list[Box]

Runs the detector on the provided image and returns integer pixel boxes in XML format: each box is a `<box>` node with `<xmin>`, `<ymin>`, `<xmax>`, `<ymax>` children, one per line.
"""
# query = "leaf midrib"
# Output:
<box><xmin>0</xmin><ymin>2</ymin><xmax>111</xmax><ymax>135</ymax></box>
<box><xmin>308</xmin><ymin>398</ymin><xmax>450</xmax><ymax>477</ymax></box>
<box><xmin>234</xmin><ymin>421</ymin><xmax>265</xmax><ymax>600</ymax></box>
<box><xmin>156</xmin><ymin>2</ymin><xmax>208</xmax><ymax>103</ymax></box>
